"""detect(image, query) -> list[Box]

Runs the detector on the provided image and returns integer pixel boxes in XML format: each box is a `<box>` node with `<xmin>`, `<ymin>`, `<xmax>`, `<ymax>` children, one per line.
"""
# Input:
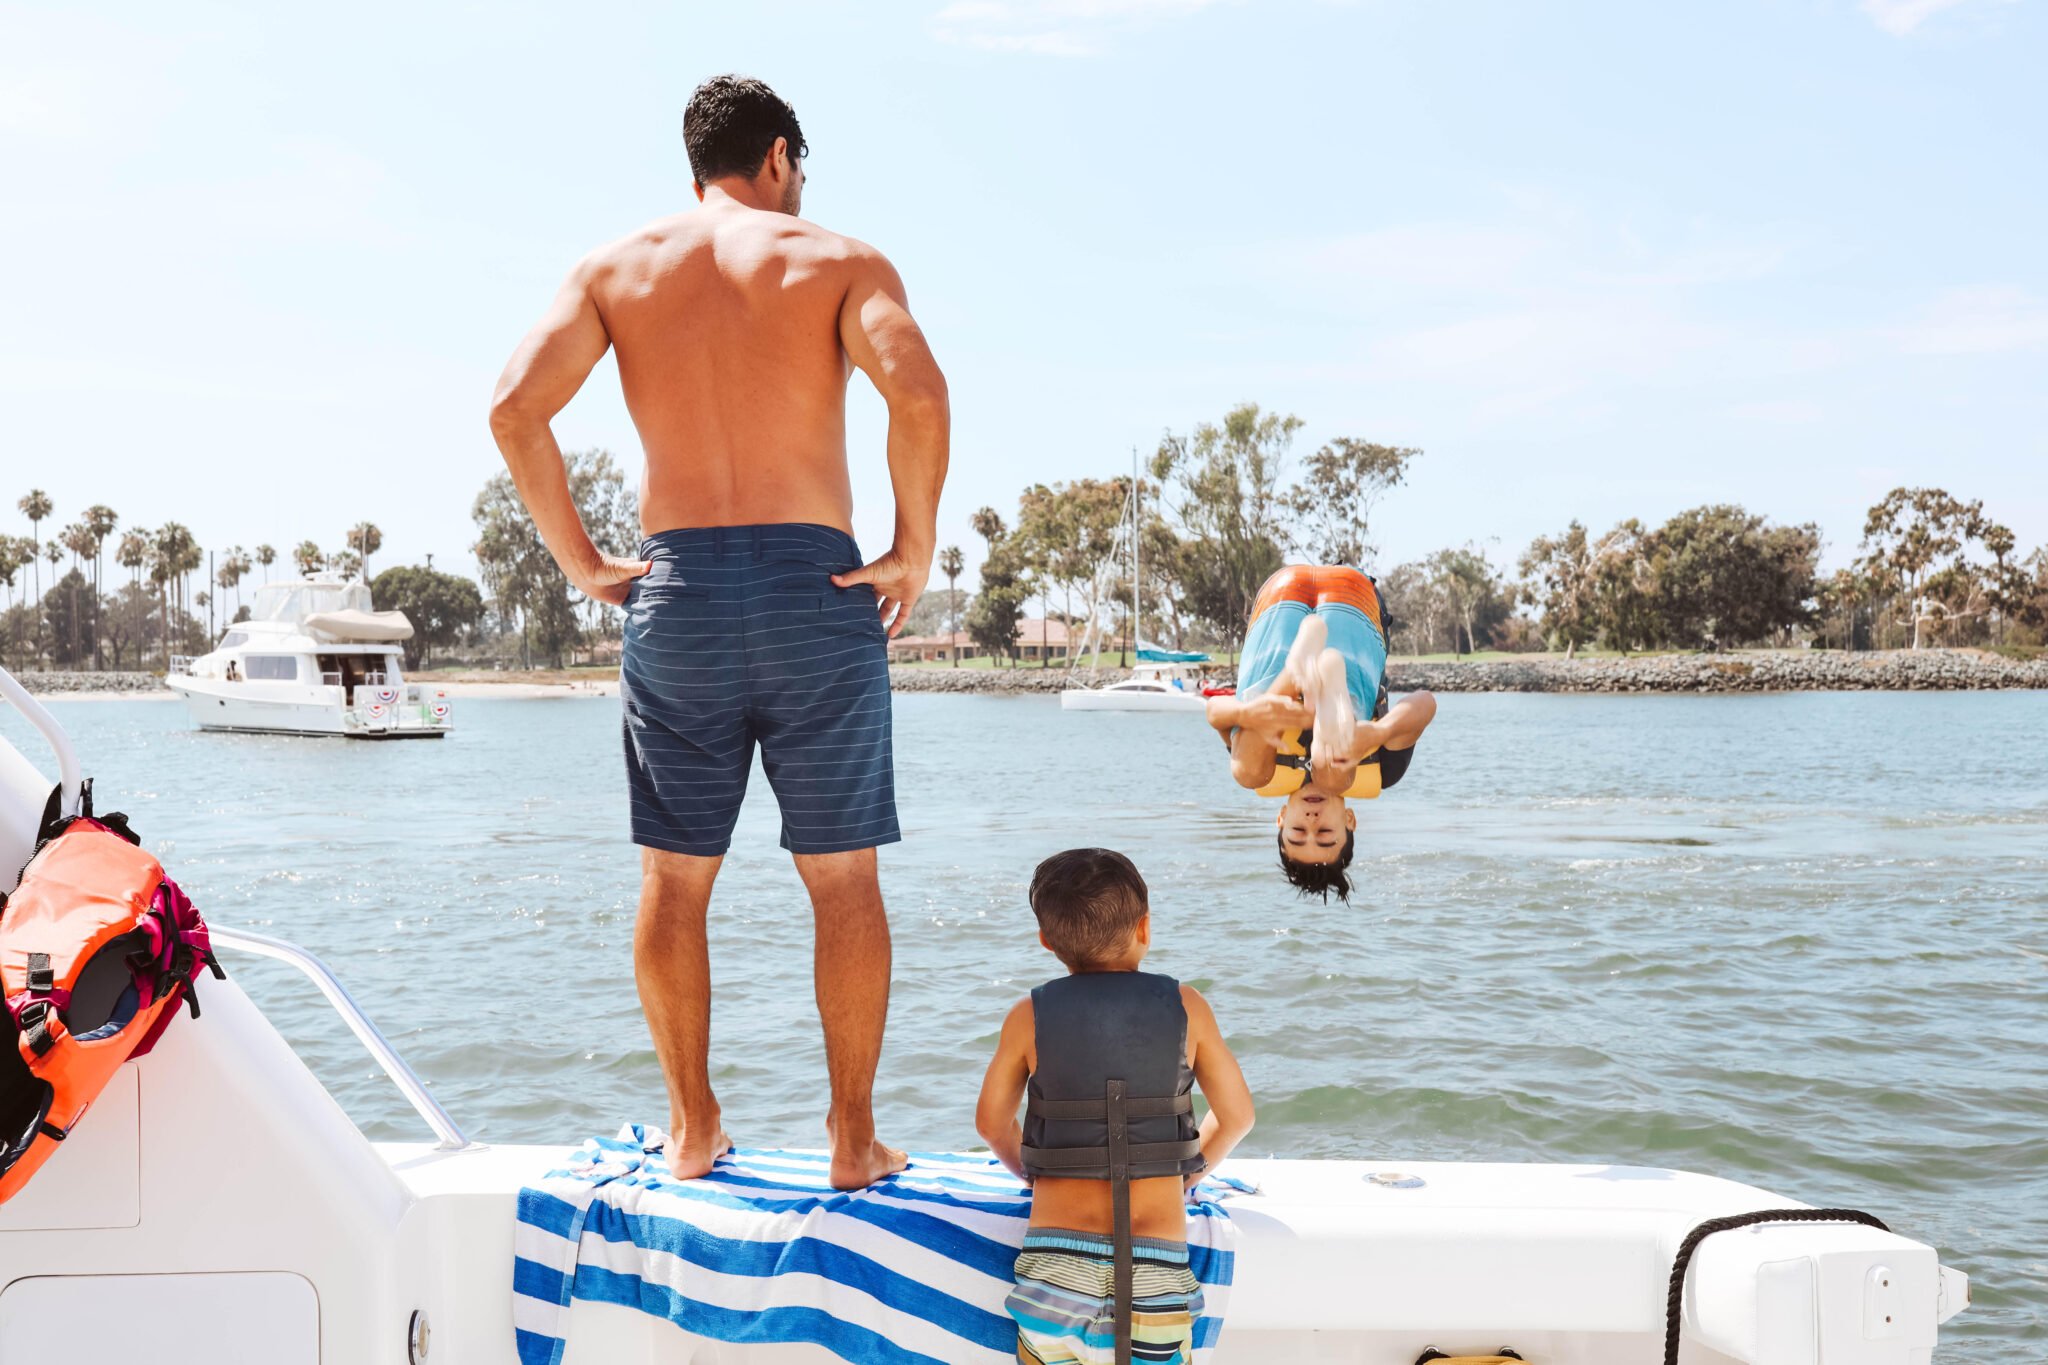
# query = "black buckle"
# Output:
<box><xmin>18</xmin><ymin>1001</ymin><xmax>56</xmax><ymax>1057</ymax></box>
<box><xmin>25</xmin><ymin>952</ymin><xmax>53</xmax><ymax>993</ymax></box>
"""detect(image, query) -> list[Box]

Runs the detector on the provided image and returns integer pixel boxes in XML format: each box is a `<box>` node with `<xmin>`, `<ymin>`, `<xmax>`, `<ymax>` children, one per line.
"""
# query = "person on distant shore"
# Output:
<box><xmin>488</xmin><ymin>74</ymin><xmax>949</xmax><ymax>1188</ymax></box>
<box><xmin>977</xmin><ymin>848</ymin><xmax>1255</xmax><ymax>1365</ymax></box>
<box><xmin>1204</xmin><ymin>566</ymin><xmax>1436</xmax><ymax>902</ymax></box>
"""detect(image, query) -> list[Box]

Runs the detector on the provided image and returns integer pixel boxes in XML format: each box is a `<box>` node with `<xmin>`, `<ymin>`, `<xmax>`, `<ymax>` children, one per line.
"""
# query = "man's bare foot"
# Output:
<box><xmin>663</xmin><ymin>1109</ymin><xmax>731</xmax><ymax>1180</ymax></box>
<box><xmin>826</xmin><ymin>1111</ymin><xmax>908</xmax><ymax>1189</ymax></box>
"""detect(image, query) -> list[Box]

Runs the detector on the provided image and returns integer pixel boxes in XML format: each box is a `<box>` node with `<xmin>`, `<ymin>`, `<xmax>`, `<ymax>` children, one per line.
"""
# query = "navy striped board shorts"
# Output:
<box><xmin>620</xmin><ymin>523</ymin><xmax>899</xmax><ymax>857</ymax></box>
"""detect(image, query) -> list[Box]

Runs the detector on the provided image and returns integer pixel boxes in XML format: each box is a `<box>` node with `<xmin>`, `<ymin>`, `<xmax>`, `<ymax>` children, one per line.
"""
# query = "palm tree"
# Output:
<box><xmin>18</xmin><ymin>490</ymin><xmax>52</xmax><ymax>664</ymax></box>
<box><xmin>330</xmin><ymin>548</ymin><xmax>362</xmax><ymax>581</ymax></box>
<box><xmin>147</xmin><ymin>535</ymin><xmax>173</xmax><ymax>670</ymax></box>
<box><xmin>293</xmin><ymin>541</ymin><xmax>324</xmax><ymax>578</ymax></box>
<box><xmin>84</xmin><ymin>505</ymin><xmax>118</xmax><ymax>668</ymax></box>
<box><xmin>938</xmin><ymin>545</ymin><xmax>964</xmax><ymax>666</ymax></box>
<box><xmin>144</xmin><ymin>524</ymin><xmax>201</xmax><ymax>661</ymax></box>
<box><xmin>59</xmin><ymin>521</ymin><xmax>94</xmax><ymax>668</ymax></box>
<box><xmin>116</xmin><ymin>531</ymin><xmax>149</xmax><ymax>596</ymax></box>
<box><xmin>218</xmin><ymin>547</ymin><xmax>252</xmax><ymax>619</ymax></box>
<box><xmin>347</xmin><ymin>522</ymin><xmax>383</xmax><ymax>582</ymax></box>
<box><xmin>256</xmin><ymin>543</ymin><xmax>277</xmax><ymax>582</ymax></box>
<box><xmin>970</xmin><ymin>506</ymin><xmax>1005</xmax><ymax>557</ymax></box>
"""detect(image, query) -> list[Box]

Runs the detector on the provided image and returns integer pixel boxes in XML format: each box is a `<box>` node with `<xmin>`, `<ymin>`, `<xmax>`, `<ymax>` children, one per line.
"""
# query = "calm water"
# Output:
<box><xmin>4</xmin><ymin>691</ymin><xmax>2044</xmax><ymax>1357</ymax></box>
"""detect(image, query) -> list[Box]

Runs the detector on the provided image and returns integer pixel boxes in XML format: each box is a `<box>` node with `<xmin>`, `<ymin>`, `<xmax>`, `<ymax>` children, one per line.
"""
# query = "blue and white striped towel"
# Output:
<box><xmin>513</xmin><ymin>1126</ymin><xmax>1240</xmax><ymax>1365</ymax></box>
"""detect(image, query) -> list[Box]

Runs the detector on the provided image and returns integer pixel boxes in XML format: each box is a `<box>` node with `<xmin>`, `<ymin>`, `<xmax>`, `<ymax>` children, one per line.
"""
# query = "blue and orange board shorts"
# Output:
<box><xmin>1238</xmin><ymin>565</ymin><xmax>1387</xmax><ymax>708</ymax></box>
<box><xmin>619</xmin><ymin>523</ymin><xmax>900</xmax><ymax>857</ymax></box>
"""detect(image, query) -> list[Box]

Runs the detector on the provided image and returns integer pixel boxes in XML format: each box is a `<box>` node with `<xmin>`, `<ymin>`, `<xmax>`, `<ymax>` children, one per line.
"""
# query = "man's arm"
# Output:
<box><xmin>831</xmin><ymin>246</ymin><xmax>949</xmax><ymax>637</ymax></box>
<box><xmin>974</xmin><ymin>999</ymin><xmax>1033</xmax><ymax>1182</ymax></box>
<box><xmin>488</xmin><ymin>255</ymin><xmax>650</xmax><ymax>606</ymax></box>
<box><xmin>1181</xmin><ymin>986</ymin><xmax>1254</xmax><ymax>1187</ymax></box>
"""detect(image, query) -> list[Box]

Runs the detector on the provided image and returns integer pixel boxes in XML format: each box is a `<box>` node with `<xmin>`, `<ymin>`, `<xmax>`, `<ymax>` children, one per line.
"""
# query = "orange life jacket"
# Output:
<box><xmin>0</xmin><ymin>791</ymin><xmax>219</xmax><ymax>1203</ymax></box>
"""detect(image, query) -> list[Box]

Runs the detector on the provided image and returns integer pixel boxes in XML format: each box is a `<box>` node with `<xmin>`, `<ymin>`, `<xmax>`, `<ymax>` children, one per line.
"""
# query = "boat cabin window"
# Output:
<box><xmin>244</xmin><ymin>655</ymin><xmax>299</xmax><ymax>681</ymax></box>
<box><xmin>317</xmin><ymin>654</ymin><xmax>391</xmax><ymax>692</ymax></box>
<box><xmin>220</xmin><ymin>631</ymin><xmax>249</xmax><ymax>649</ymax></box>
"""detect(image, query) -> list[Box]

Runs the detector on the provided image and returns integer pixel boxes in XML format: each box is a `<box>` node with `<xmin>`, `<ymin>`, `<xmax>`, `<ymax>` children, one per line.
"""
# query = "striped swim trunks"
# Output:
<box><xmin>1006</xmin><ymin>1228</ymin><xmax>1203</xmax><ymax>1365</ymax></box>
<box><xmin>620</xmin><ymin>523</ymin><xmax>899</xmax><ymax>857</ymax></box>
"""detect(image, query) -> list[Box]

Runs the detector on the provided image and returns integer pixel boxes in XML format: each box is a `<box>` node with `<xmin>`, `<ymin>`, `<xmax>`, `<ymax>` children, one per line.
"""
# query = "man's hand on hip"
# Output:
<box><xmin>833</xmin><ymin>545</ymin><xmax>929</xmax><ymax>638</ymax></box>
<box><xmin>573</xmin><ymin>552</ymin><xmax>653</xmax><ymax>607</ymax></box>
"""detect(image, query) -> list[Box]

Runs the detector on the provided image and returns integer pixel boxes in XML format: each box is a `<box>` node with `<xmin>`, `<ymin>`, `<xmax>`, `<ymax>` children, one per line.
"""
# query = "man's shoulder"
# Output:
<box><xmin>573</xmin><ymin>212</ymin><xmax>703</xmax><ymax>278</ymax></box>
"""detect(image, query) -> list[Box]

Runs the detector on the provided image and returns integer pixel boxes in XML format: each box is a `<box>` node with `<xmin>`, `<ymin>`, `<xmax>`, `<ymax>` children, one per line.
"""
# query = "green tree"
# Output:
<box><xmin>966</xmin><ymin>538</ymin><xmax>1027</xmax><ymax>664</ymax></box>
<box><xmin>1015</xmin><ymin>479</ymin><xmax>1129</xmax><ymax>668</ymax></box>
<box><xmin>1424</xmin><ymin>544</ymin><xmax>1504</xmax><ymax>655</ymax></box>
<box><xmin>256</xmin><ymin>543</ymin><xmax>277</xmax><ymax>581</ymax></box>
<box><xmin>1647</xmin><ymin>505</ymin><xmax>1819</xmax><ymax>650</ymax></box>
<box><xmin>1589</xmin><ymin>520</ymin><xmax>1658</xmax><ymax>653</ymax></box>
<box><xmin>99</xmin><ymin>581</ymin><xmax>160</xmax><ymax>671</ymax></box>
<box><xmin>370</xmin><ymin>564</ymin><xmax>486</xmax><ymax>668</ymax></box>
<box><xmin>1282</xmin><ymin>439</ymin><xmax>1420</xmax><ymax>567</ymax></box>
<box><xmin>293</xmin><ymin>540</ymin><xmax>325</xmax><ymax>577</ymax></box>
<box><xmin>471</xmin><ymin>449</ymin><xmax>636</xmax><ymax>669</ymax></box>
<box><xmin>1519</xmin><ymin>521</ymin><xmax>1596</xmax><ymax>658</ymax></box>
<box><xmin>1859</xmin><ymin>487</ymin><xmax>1983</xmax><ymax>650</ymax></box>
<box><xmin>937</xmin><ymin>545</ymin><xmax>965</xmax><ymax>665</ymax></box>
<box><xmin>1151</xmin><ymin>403</ymin><xmax>1299</xmax><ymax>642</ymax></box>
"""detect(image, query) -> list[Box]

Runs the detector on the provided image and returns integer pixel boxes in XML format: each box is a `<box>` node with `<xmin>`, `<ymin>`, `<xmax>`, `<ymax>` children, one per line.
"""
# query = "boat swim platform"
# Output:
<box><xmin>0</xmin><ymin>976</ymin><xmax>1962</xmax><ymax>1365</ymax></box>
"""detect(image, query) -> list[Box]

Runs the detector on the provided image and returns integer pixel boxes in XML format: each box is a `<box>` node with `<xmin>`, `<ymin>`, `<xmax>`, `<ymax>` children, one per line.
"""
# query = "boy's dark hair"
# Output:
<box><xmin>1278</xmin><ymin>828</ymin><xmax>1355</xmax><ymax>903</ymax></box>
<box><xmin>683</xmin><ymin>75</ymin><xmax>808</xmax><ymax>189</ymax></box>
<box><xmin>1029</xmin><ymin>848</ymin><xmax>1149</xmax><ymax>969</ymax></box>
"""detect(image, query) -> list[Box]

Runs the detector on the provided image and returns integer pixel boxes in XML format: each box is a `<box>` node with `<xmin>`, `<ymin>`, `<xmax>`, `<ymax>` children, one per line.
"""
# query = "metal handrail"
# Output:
<box><xmin>0</xmin><ymin>665</ymin><xmax>83</xmax><ymax>820</ymax></box>
<box><xmin>210</xmin><ymin>927</ymin><xmax>476</xmax><ymax>1152</ymax></box>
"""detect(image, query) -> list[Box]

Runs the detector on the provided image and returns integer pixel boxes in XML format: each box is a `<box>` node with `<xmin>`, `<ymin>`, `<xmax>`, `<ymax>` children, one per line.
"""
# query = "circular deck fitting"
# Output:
<box><xmin>1363</xmin><ymin>1170</ymin><xmax>1426</xmax><ymax>1189</ymax></box>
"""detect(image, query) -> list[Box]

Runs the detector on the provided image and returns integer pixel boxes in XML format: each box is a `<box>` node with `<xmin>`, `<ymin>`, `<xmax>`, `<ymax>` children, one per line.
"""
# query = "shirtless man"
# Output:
<box><xmin>488</xmin><ymin>75</ymin><xmax>948</xmax><ymax>1188</ymax></box>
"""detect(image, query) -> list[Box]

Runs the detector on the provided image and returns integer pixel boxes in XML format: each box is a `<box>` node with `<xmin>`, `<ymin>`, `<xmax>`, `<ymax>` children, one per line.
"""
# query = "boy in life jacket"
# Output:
<box><xmin>1205</xmin><ymin>565</ymin><xmax>1437</xmax><ymax>903</ymax></box>
<box><xmin>976</xmin><ymin>848</ymin><xmax>1256</xmax><ymax>1365</ymax></box>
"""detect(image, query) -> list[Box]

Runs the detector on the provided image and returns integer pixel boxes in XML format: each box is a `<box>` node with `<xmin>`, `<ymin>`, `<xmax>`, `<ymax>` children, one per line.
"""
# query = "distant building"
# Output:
<box><xmin>888</xmin><ymin>617</ymin><xmax>1098</xmax><ymax>664</ymax></box>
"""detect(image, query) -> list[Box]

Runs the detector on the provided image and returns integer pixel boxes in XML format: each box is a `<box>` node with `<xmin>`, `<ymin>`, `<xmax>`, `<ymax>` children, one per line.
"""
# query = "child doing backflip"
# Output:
<box><xmin>1204</xmin><ymin>565</ymin><xmax>1437</xmax><ymax>902</ymax></box>
<box><xmin>976</xmin><ymin>848</ymin><xmax>1256</xmax><ymax>1365</ymax></box>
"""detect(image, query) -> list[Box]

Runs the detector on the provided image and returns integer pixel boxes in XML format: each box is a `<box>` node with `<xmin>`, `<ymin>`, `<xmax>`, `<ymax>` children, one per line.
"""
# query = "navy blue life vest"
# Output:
<box><xmin>1020</xmin><ymin>971</ymin><xmax>1203</xmax><ymax>1182</ymax></box>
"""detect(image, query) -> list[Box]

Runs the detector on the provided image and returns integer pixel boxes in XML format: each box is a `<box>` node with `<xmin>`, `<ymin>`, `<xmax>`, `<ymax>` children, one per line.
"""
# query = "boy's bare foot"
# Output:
<box><xmin>826</xmin><ymin>1111</ymin><xmax>908</xmax><ymax>1189</ymax></box>
<box><xmin>663</xmin><ymin>1107</ymin><xmax>731</xmax><ymax>1180</ymax></box>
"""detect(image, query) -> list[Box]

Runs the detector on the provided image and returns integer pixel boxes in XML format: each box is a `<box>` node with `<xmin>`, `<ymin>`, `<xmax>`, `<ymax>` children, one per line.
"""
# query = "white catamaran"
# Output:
<box><xmin>1062</xmin><ymin>450</ymin><xmax>1220</xmax><ymax>713</ymax></box>
<box><xmin>0</xmin><ymin>668</ymin><xmax>1971</xmax><ymax>1363</ymax></box>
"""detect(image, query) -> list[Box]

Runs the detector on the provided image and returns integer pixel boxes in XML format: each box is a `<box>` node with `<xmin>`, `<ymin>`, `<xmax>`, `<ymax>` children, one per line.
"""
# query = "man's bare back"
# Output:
<box><xmin>489</xmin><ymin>143</ymin><xmax>945</xmax><ymax>626</ymax></box>
<box><xmin>593</xmin><ymin>202</ymin><xmax>894</xmax><ymax>536</ymax></box>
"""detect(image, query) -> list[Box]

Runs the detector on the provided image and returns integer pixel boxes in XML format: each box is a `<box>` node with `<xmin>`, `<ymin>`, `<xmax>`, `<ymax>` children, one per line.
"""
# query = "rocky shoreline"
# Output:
<box><xmin>889</xmin><ymin>649</ymin><xmax>2048</xmax><ymax>695</ymax></box>
<box><xmin>9</xmin><ymin>650</ymin><xmax>2045</xmax><ymax>699</ymax></box>
<box><xmin>11</xmin><ymin>670</ymin><xmax>166</xmax><ymax>695</ymax></box>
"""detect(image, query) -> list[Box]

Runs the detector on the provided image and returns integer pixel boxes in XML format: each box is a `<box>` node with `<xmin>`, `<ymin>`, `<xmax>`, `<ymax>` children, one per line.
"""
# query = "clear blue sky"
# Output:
<box><xmin>4</xmin><ymin>0</ymin><xmax>2043</xmax><ymax>586</ymax></box>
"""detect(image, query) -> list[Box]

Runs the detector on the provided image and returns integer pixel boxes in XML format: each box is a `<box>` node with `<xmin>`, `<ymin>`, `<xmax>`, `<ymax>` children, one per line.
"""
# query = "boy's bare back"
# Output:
<box><xmin>586</xmin><ymin>201</ymin><xmax>903</xmax><ymax>536</ymax></box>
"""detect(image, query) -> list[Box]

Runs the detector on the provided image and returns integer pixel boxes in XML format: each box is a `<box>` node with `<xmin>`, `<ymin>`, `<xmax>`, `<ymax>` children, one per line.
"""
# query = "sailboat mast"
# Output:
<box><xmin>1131</xmin><ymin>446</ymin><xmax>1140</xmax><ymax>657</ymax></box>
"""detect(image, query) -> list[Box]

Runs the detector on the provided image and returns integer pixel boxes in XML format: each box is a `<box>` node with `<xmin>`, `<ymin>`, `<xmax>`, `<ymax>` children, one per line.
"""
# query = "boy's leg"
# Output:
<box><xmin>635</xmin><ymin>847</ymin><xmax>729</xmax><ymax>1178</ymax></box>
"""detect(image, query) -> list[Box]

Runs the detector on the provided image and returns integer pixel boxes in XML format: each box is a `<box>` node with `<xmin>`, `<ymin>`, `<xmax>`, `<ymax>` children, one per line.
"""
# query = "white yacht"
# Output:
<box><xmin>166</xmin><ymin>577</ymin><xmax>451</xmax><ymax>738</ymax></box>
<box><xmin>0</xmin><ymin>669</ymin><xmax>1975</xmax><ymax>1365</ymax></box>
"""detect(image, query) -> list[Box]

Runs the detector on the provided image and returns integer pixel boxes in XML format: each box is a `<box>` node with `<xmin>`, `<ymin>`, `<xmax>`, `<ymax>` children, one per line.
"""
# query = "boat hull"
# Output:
<box><xmin>167</xmin><ymin>677</ymin><xmax>450</xmax><ymax>739</ymax></box>
<box><xmin>1060</xmin><ymin>688</ymin><xmax>1208</xmax><ymax>712</ymax></box>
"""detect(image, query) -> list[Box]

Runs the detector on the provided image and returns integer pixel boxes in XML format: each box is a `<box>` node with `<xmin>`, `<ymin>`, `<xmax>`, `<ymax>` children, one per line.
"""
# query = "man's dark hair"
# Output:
<box><xmin>1278</xmin><ymin>828</ymin><xmax>1356</xmax><ymax>903</ymax></box>
<box><xmin>683</xmin><ymin>75</ymin><xmax>808</xmax><ymax>189</ymax></box>
<box><xmin>1029</xmin><ymin>848</ymin><xmax>1149</xmax><ymax>969</ymax></box>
